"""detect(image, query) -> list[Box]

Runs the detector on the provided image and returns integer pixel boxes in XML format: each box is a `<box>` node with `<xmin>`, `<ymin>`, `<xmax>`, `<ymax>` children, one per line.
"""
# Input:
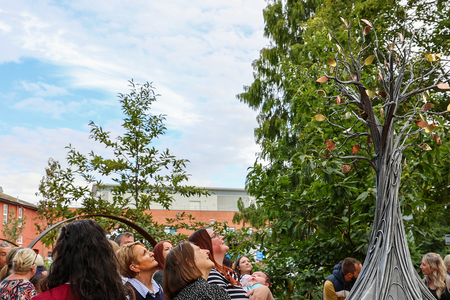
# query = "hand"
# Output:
<box><xmin>245</xmin><ymin>285</ymin><xmax>274</xmax><ymax>300</ymax></box>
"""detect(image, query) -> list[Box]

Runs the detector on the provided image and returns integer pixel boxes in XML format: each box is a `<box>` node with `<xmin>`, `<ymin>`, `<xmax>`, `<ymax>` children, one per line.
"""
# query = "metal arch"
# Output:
<box><xmin>27</xmin><ymin>214</ymin><xmax>157</xmax><ymax>249</ymax></box>
<box><xmin>0</xmin><ymin>238</ymin><xmax>19</xmax><ymax>247</ymax></box>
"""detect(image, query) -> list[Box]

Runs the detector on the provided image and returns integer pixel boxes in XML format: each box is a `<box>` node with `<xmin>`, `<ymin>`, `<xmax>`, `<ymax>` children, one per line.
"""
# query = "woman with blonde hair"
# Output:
<box><xmin>420</xmin><ymin>253</ymin><xmax>450</xmax><ymax>299</ymax></box>
<box><xmin>0</xmin><ymin>248</ymin><xmax>37</xmax><ymax>299</ymax></box>
<box><xmin>116</xmin><ymin>242</ymin><xmax>164</xmax><ymax>300</ymax></box>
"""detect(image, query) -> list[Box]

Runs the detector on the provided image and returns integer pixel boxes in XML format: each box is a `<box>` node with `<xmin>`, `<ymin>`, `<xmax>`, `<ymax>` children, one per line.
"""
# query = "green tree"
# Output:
<box><xmin>2</xmin><ymin>210</ymin><xmax>27</xmax><ymax>244</ymax></box>
<box><xmin>35</xmin><ymin>158</ymin><xmax>83</xmax><ymax>247</ymax></box>
<box><xmin>235</xmin><ymin>1</ymin><xmax>450</xmax><ymax>299</ymax></box>
<box><xmin>36</xmin><ymin>80</ymin><xmax>210</xmax><ymax>246</ymax></box>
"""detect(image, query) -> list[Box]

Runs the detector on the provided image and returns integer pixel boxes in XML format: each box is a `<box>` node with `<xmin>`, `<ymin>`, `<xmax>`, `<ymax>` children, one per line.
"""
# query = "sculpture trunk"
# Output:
<box><xmin>347</xmin><ymin>148</ymin><xmax>434</xmax><ymax>300</ymax></box>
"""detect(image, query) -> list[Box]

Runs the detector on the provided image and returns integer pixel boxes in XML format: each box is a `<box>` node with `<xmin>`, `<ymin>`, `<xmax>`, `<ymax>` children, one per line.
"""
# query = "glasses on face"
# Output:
<box><xmin>178</xmin><ymin>242</ymin><xmax>184</xmax><ymax>252</ymax></box>
<box><xmin>210</xmin><ymin>232</ymin><xmax>219</xmax><ymax>239</ymax></box>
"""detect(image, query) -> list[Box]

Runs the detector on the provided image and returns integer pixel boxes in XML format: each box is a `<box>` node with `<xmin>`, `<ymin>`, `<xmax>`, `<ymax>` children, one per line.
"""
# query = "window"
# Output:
<box><xmin>18</xmin><ymin>236</ymin><xmax>23</xmax><ymax>244</ymax></box>
<box><xmin>18</xmin><ymin>208</ymin><xmax>23</xmax><ymax>227</ymax></box>
<box><xmin>3</xmin><ymin>204</ymin><xmax>7</xmax><ymax>224</ymax></box>
<box><xmin>164</xmin><ymin>227</ymin><xmax>177</xmax><ymax>235</ymax></box>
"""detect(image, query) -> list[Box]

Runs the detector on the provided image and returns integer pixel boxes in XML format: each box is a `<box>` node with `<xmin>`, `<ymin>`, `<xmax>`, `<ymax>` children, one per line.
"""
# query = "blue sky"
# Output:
<box><xmin>0</xmin><ymin>1</ymin><xmax>267</xmax><ymax>203</ymax></box>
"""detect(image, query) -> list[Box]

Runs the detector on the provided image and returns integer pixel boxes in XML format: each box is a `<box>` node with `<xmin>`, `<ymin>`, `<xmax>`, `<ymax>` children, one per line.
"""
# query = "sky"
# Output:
<box><xmin>0</xmin><ymin>1</ymin><xmax>268</xmax><ymax>204</ymax></box>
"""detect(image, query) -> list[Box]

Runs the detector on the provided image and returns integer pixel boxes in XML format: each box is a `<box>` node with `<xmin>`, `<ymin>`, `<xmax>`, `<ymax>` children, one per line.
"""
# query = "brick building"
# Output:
<box><xmin>0</xmin><ymin>187</ymin><xmax>49</xmax><ymax>256</ymax></box>
<box><xmin>92</xmin><ymin>185</ymin><xmax>255</xmax><ymax>235</ymax></box>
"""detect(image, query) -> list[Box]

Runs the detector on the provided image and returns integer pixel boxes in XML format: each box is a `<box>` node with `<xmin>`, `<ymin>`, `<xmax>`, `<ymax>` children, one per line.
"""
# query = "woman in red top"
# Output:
<box><xmin>33</xmin><ymin>219</ymin><xmax>129</xmax><ymax>300</ymax></box>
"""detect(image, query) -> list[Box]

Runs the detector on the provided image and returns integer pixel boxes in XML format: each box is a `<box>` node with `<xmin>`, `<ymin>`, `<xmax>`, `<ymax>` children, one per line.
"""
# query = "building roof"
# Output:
<box><xmin>92</xmin><ymin>183</ymin><xmax>248</xmax><ymax>194</ymax></box>
<box><xmin>0</xmin><ymin>192</ymin><xmax>38</xmax><ymax>210</ymax></box>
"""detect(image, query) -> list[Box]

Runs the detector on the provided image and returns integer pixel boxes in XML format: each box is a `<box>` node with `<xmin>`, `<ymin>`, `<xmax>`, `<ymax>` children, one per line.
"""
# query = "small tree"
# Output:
<box><xmin>2</xmin><ymin>210</ymin><xmax>27</xmax><ymax>244</ymax></box>
<box><xmin>36</xmin><ymin>80</ymin><xmax>210</xmax><ymax>245</ymax></box>
<box><xmin>315</xmin><ymin>19</ymin><xmax>449</xmax><ymax>300</ymax></box>
<box><xmin>35</xmin><ymin>158</ymin><xmax>79</xmax><ymax>247</ymax></box>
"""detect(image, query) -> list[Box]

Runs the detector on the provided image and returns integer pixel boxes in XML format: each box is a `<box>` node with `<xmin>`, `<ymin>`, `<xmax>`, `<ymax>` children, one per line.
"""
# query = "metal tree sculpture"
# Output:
<box><xmin>316</xmin><ymin>19</ymin><xmax>450</xmax><ymax>300</ymax></box>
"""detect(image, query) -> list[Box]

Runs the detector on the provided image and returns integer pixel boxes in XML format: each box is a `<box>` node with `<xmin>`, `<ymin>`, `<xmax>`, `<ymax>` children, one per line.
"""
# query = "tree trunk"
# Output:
<box><xmin>347</xmin><ymin>149</ymin><xmax>434</xmax><ymax>300</ymax></box>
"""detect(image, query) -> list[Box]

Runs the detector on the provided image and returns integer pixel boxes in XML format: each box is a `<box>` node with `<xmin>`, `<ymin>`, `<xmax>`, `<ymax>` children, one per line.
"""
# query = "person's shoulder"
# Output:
<box><xmin>208</xmin><ymin>268</ymin><xmax>226</xmax><ymax>282</ymax></box>
<box><xmin>323</xmin><ymin>280</ymin><xmax>335</xmax><ymax>293</ymax></box>
<box><xmin>33</xmin><ymin>284</ymin><xmax>71</xmax><ymax>300</ymax></box>
<box><xmin>207</xmin><ymin>282</ymin><xmax>230</xmax><ymax>299</ymax></box>
<box><xmin>176</xmin><ymin>278</ymin><xmax>230</xmax><ymax>300</ymax></box>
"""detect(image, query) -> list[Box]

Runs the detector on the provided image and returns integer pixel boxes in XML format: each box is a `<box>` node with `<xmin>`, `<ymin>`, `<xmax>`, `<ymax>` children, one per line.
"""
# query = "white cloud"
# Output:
<box><xmin>0</xmin><ymin>0</ymin><xmax>269</xmax><ymax>202</ymax></box>
<box><xmin>13</xmin><ymin>97</ymin><xmax>87</xmax><ymax>118</ymax></box>
<box><xmin>18</xmin><ymin>81</ymin><xmax>70</xmax><ymax>97</ymax></box>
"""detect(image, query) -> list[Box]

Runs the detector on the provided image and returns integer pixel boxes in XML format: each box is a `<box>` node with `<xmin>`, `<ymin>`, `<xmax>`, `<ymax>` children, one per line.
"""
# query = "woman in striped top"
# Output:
<box><xmin>189</xmin><ymin>229</ymin><xmax>273</xmax><ymax>300</ymax></box>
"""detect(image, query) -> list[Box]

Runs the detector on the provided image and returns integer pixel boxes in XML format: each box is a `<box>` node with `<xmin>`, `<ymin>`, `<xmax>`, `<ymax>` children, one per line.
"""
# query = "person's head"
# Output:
<box><xmin>189</xmin><ymin>228</ymin><xmax>239</xmax><ymax>288</ymax></box>
<box><xmin>34</xmin><ymin>254</ymin><xmax>44</xmax><ymax>267</ymax></box>
<box><xmin>223</xmin><ymin>257</ymin><xmax>234</xmax><ymax>269</ymax></box>
<box><xmin>153</xmin><ymin>240</ymin><xmax>173</xmax><ymax>271</ymax></box>
<box><xmin>247</xmin><ymin>271</ymin><xmax>270</xmax><ymax>287</ymax></box>
<box><xmin>0</xmin><ymin>241</ymin><xmax>11</xmax><ymax>269</ymax></box>
<box><xmin>188</xmin><ymin>228</ymin><xmax>228</xmax><ymax>265</ymax></box>
<box><xmin>235</xmin><ymin>256</ymin><xmax>252</xmax><ymax>276</ymax></box>
<box><xmin>421</xmin><ymin>253</ymin><xmax>447</xmax><ymax>298</ymax></box>
<box><xmin>40</xmin><ymin>219</ymin><xmax>128</xmax><ymax>300</ymax></box>
<box><xmin>116</xmin><ymin>241</ymin><xmax>159</xmax><ymax>279</ymax></box>
<box><xmin>109</xmin><ymin>239</ymin><xmax>120</xmax><ymax>254</ymax></box>
<box><xmin>342</xmin><ymin>258</ymin><xmax>362</xmax><ymax>282</ymax></box>
<box><xmin>30</xmin><ymin>274</ymin><xmax>46</xmax><ymax>293</ymax></box>
<box><xmin>11</xmin><ymin>248</ymin><xmax>37</xmax><ymax>276</ymax></box>
<box><xmin>0</xmin><ymin>246</ymin><xmax>23</xmax><ymax>280</ymax></box>
<box><xmin>163</xmin><ymin>242</ymin><xmax>213</xmax><ymax>300</ymax></box>
<box><xmin>114</xmin><ymin>232</ymin><xmax>134</xmax><ymax>247</ymax></box>
<box><xmin>443</xmin><ymin>254</ymin><xmax>450</xmax><ymax>274</ymax></box>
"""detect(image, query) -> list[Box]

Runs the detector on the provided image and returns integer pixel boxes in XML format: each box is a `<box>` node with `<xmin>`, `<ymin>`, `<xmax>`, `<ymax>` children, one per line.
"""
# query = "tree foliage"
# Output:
<box><xmin>2</xmin><ymin>210</ymin><xmax>26</xmax><ymax>244</ymax></box>
<box><xmin>235</xmin><ymin>0</ymin><xmax>450</xmax><ymax>299</ymax></box>
<box><xmin>35</xmin><ymin>81</ymin><xmax>210</xmax><ymax>247</ymax></box>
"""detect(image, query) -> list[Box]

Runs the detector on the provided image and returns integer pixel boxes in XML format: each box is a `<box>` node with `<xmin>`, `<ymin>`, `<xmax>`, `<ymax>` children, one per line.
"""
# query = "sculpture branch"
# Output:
<box><xmin>332</xmin><ymin>154</ymin><xmax>377</xmax><ymax>171</ymax></box>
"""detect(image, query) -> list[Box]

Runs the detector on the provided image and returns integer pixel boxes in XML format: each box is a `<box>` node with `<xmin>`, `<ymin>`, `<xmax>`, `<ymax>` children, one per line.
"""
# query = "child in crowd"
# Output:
<box><xmin>243</xmin><ymin>271</ymin><xmax>271</xmax><ymax>294</ymax></box>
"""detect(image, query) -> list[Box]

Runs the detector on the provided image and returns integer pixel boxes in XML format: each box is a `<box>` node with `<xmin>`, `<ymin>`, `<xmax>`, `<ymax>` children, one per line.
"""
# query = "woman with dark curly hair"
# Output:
<box><xmin>189</xmin><ymin>229</ymin><xmax>272</xmax><ymax>300</ymax></box>
<box><xmin>152</xmin><ymin>240</ymin><xmax>173</xmax><ymax>285</ymax></box>
<box><xmin>33</xmin><ymin>219</ymin><xmax>129</xmax><ymax>300</ymax></box>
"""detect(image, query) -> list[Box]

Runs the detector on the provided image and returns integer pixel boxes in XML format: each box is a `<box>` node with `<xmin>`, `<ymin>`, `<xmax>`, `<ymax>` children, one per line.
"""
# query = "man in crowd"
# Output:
<box><xmin>114</xmin><ymin>232</ymin><xmax>134</xmax><ymax>246</ymax></box>
<box><xmin>0</xmin><ymin>241</ymin><xmax>11</xmax><ymax>269</ymax></box>
<box><xmin>322</xmin><ymin>257</ymin><xmax>362</xmax><ymax>300</ymax></box>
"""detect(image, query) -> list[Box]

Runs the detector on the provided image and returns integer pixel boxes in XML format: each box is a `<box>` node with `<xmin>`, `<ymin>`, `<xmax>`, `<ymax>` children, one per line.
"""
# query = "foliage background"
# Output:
<box><xmin>232</xmin><ymin>0</ymin><xmax>450</xmax><ymax>299</ymax></box>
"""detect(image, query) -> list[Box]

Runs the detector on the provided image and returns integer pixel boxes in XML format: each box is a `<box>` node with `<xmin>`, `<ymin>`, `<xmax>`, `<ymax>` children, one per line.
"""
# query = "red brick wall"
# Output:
<box><xmin>150</xmin><ymin>209</ymin><xmax>243</xmax><ymax>235</ymax></box>
<box><xmin>0</xmin><ymin>200</ymin><xmax>50</xmax><ymax>257</ymax></box>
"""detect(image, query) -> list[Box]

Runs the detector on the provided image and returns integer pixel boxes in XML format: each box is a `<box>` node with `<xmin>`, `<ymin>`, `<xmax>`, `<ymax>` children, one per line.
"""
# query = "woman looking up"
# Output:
<box><xmin>163</xmin><ymin>241</ymin><xmax>229</xmax><ymax>300</ymax></box>
<box><xmin>116</xmin><ymin>242</ymin><xmax>164</xmax><ymax>300</ymax></box>
<box><xmin>0</xmin><ymin>248</ymin><xmax>37</xmax><ymax>300</ymax></box>
<box><xmin>234</xmin><ymin>256</ymin><xmax>253</xmax><ymax>285</ymax></box>
<box><xmin>189</xmin><ymin>228</ymin><xmax>273</xmax><ymax>300</ymax></box>
<box><xmin>152</xmin><ymin>240</ymin><xmax>173</xmax><ymax>285</ymax></box>
<box><xmin>420</xmin><ymin>253</ymin><xmax>450</xmax><ymax>300</ymax></box>
<box><xmin>33</xmin><ymin>219</ymin><xmax>128</xmax><ymax>300</ymax></box>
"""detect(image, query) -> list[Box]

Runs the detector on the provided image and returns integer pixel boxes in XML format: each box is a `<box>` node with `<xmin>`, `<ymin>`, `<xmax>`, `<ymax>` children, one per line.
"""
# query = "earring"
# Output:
<box><xmin>139</xmin><ymin>272</ymin><xmax>141</xmax><ymax>278</ymax></box>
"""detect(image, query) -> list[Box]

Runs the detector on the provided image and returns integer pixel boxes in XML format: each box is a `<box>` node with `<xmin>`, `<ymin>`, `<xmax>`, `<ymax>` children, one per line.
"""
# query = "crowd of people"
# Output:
<box><xmin>0</xmin><ymin>221</ymin><xmax>273</xmax><ymax>300</ymax></box>
<box><xmin>1</xmin><ymin>222</ymin><xmax>450</xmax><ymax>300</ymax></box>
